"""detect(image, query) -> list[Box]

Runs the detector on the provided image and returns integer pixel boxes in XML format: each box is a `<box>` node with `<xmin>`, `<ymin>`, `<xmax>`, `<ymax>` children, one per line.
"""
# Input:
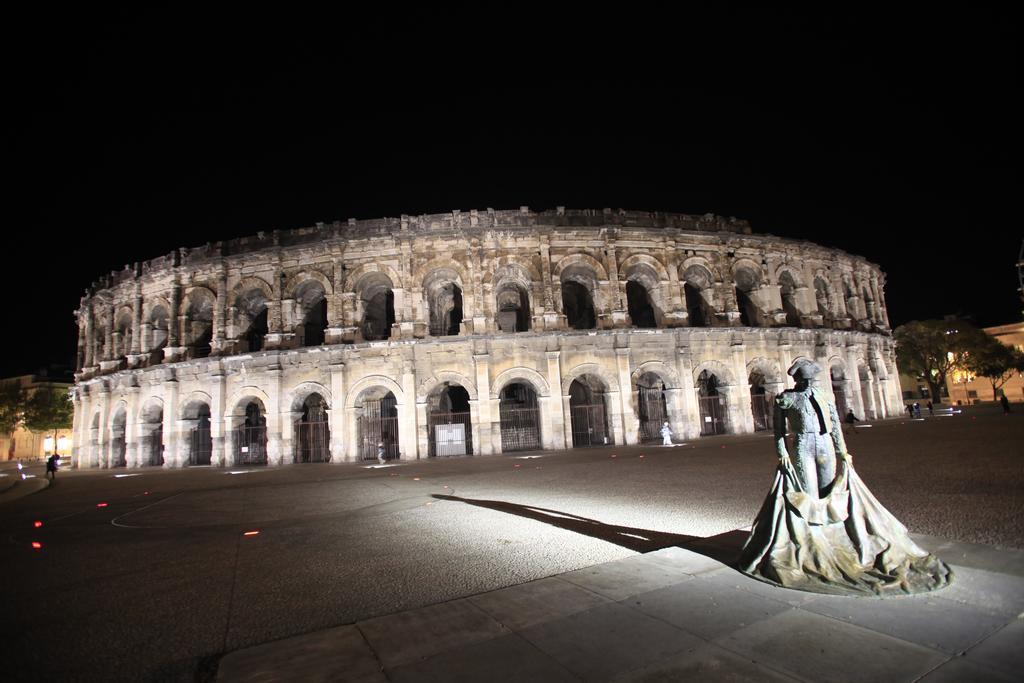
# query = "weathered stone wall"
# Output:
<box><xmin>71</xmin><ymin>208</ymin><xmax>897</xmax><ymax>468</ymax></box>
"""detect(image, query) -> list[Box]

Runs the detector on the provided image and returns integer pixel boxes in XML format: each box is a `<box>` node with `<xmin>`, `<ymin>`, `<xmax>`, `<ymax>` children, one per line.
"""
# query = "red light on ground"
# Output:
<box><xmin>610</xmin><ymin>454</ymin><xmax>617</xmax><ymax>458</ymax></box>
<box><xmin>31</xmin><ymin>542</ymin><xmax>42</xmax><ymax>549</ymax></box>
<box><xmin>34</xmin><ymin>521</ymin><xmax>43</xmax><ymax>528</ymax></box>
<box><xmin>638</xmin><ymin>455</ymin><xmax>645</xmax><ymax>459</ymax></box>
<box><xmin>721</xmin><ymin>445</ymin><xmax>727</xmax><ymax>449</ymax></box>
<box><xmin>243</xmin><ymin>530</ymin><xmax>260</xmax><ymax>536</ymax></box>
<box><xmin>144</xmin><ymin>491</ymin><xmax>150</xmax><ymax>495</ymax></box>
<box><xmin>513</xmin><ymin>465</ymin><xmax>521</xmax><ymax>468</ymax></box>
<box><xmin>96</xmin><ymin>502</ymin><xmax>109</xmax><ymax>508</ymax></box>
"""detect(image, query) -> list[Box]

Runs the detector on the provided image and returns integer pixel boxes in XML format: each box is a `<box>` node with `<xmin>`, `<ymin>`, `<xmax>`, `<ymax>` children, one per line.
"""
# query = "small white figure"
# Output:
<box><xmin>660</xmin><ymin>421</ymin><xmax>673</xmax><ymax>446</ymax></box>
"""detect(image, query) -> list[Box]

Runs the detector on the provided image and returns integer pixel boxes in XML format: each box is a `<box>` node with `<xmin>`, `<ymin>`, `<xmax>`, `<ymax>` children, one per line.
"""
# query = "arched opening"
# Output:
<box><xmin>496</xmin><ymin>282</ymin><xmax>531</xmax><ymax>333</ymax></box>
<box><xmin>682</xmin><ymin>265</ymin><xmax>714</xmax><ymax>327</ymax></box>
<box><xmin>561</xmin><ymin>281</ymin><xmax>596</xmax><ymax>330</ymax></box>
<box><xmin>233</xmin><ymin>289</ymin><xmax>269</xmax><ymax>353</ymax></box>
<box><xmin>831</xmin><ymin>366</ymin><xmax>849</xmax><ymax>419</ymax></box>
<box><xmin>749</xmin><ymin>371</ymin><xmax>772</xmax><ymax>432</ymax></box>
<box><xmin>778</xmin><ymin>271</ymin><xmax>801</xmax><ymax>327</ymax></box>
<box><xmin>734</xmin><ymin>268</ymin><xmax>761</xmax><ymax>327</ymax></box>
<box><xmin>428</xmin><ymin>283</ymin><xmax>463</xmax><ymax>337</ymax></box>
<box><xmin>115</xmin><ymin>314</ymin><xmax>132</xmax><ymax>359</ymax></box>
<box><xmin>626</xmin><ymin>280</ymin><xmax>657</xmax><ymax>328</ymax></box>
<box><xmin>110</xmin><ymin>406</ymin><xmax>127</xmax><ymax>467</ymax></box>
<box><xmin>427</xmin><ymin>384</ymin><xmax>473</xmax><ymax>457</ymax></box>
<box><xmin>184</xmin><ymin>290</ymin><xmax>214</xmax><ymax>359</ymax></box>
<box><xmin>359</xmin><ymin>273</ymin><xmax>395</xmax><ymax>341</ymax></box>
<box><xmin>234</xmin><ymin>399</ymin><xmax>268</xmax><ymax>465</ymax></box>
<box><xmin>295</xmin><ymin>281</ymin><xmax>328</xmax><ymax>347</ymax></box>
<box><xmin>294</xmin><ymin>393</ymin><xmax>330</xmax><ymax>463</ymax></box>
<box><xmin>697</xmin><ymin>370</ymin><xmax>727</xmax><ymax>436</ymax></box>
<box><xmin>148</xmin><ymin>305</ymin><xmax>169</xmax><ymax>362</ymax></box>
<box><xmin>814</xmin><ymin>277</ymin><xmax>832</xmax><ymax>326</ymax></box>
<box><xmin>684</xmin><ymin>283</ymin><xmax>707</xmax><ymax>327</ymax></box>
<box><xmin>184</xmin><ymin>402</ymin><xmax>212</xmax><ymax>466</ymax></box>
<box><xmin>569</xmin><ymin>376</ymin><xmax>611</xmax><ymax>447</ymax></box>
<box><xmin>356</xmin><ymin>388</ymin><xmax>399</xmax><ymax>461</ymax></box>
<box><xmin>141</xmin><ymin>402</ymin><xmax>164</xmax><ymax>466</ymax></box>
<box><xmin>498</xmin><ymin>382</ymin><xmax>541</xmax><ymax>452</ymax></box>
<box><xmin>635</xmin><ymin>372</ymin><xmax>669</xmax><ymax>443</ymax></box>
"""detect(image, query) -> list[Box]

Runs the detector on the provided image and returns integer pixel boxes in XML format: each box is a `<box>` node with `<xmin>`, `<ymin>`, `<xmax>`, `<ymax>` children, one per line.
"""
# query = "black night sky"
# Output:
<box><xmin>3</xmin><ymin>7</ymin><xmax>1018</xmax><ymax>378</ymax></box>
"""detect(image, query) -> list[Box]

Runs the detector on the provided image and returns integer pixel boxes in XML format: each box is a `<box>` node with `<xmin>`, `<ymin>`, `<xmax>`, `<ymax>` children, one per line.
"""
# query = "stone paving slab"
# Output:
<box><xmin>217</xmin><ymin>537</ymin><xmax>1024</xmax><ymax>682</ymax></box>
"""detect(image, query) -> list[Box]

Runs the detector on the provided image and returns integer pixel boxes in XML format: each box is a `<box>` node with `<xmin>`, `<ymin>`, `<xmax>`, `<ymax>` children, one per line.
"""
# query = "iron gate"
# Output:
<box><xmin>699</xmin><ymin>395</ymin><xmax>727</xmax><ymax>436</ymax></box>
<box><xmin>235</xmin><ymin>425</ymin><xmax>268</xmax><ymax>465</ymax></box>
<box><xmin>145</xmin><ymin>429</ymin><xmax>165</xmax><ymax>466</ymax></box>
<box><xmin>190</xmin><ymin>426</ymin><xmax>212</xmax><ymax>465</ymax></box>
<box><xmin>570</xmin><ymin>403</ymin><xmax>610</xmax><ymax>447</ymax></box>
<box><xmin>294</xmin><ymin>420</ymin><xmax>330</xmax><ymax>463</ymax></box>
<box><xmin>110</xmin><ymin>436</ymin><xmax>127</xmax><ymax>467</ymax></box>
<box><xmin>833</xmin><ymin>386</ymin><xmax>849</xmax><ymax>421</ymax></box>
<box><xmin>498</xmin><ymin>405</ymin><xmax>541</xmax><ymax>452</ymax></box>
<box><xmin>637</xmin><ymin>387</ymin><xmax>668</xmax><ymax>443</ymax></box>
<box><xmin>427</xmin><ymin>412</ymin><xmax>473</xmax><ymax>457</ymax></box>
<box><xmin>750</xmin><ymin>394</ymin><xmax>773</xmax><ymax>432</ymax></box>
<box><xmin>358</xmin><ymin>399</ymin><xmax>399</xmax><ymax>461</ymax></box>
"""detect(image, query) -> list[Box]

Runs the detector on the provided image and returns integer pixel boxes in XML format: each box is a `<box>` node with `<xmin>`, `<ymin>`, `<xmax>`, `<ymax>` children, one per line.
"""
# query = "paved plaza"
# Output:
<box><xmin>2</xmin><ymin>405</ymin><xmax>1022</xmax><ymax>681</ymax></box>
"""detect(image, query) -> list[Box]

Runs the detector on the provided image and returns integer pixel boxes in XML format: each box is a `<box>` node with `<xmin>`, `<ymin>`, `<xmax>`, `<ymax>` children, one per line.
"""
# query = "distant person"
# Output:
<box><xmin>1001</xmin><ymin>394</ymin><xmax>1011</xmax><ymax>414</ymax></box>
<box><xmin>913</xmin><ymin>402</ymin><xmax>922</xmax><ymax>418</ymax></box>
<box><xmin>377</xmin><ymin>442</ymin><xmax>386</xmax><ymax>465</ymax></box>
<box><xmin>926</xmin><ymin>401</ymin><xmax>933</xmax><ymax>416</ymax></box>
<box><xmin>45</xmin><ymin>454</ymin><xmax>59</xmax><ymax>480</ymax></box>
<box><xmin>660</xmin><ymin>421</ymin><xmax>673</xmax><ymax>446</ymax></box>
<box><xmin>905</xmin><ymin>404</ymin><xmax>914</xmax><ymax>418</ymax></box>
<box><xmin>844</xmin><ymin>409</ymin><xmax>859</xmax><ymax>435</ymax></box>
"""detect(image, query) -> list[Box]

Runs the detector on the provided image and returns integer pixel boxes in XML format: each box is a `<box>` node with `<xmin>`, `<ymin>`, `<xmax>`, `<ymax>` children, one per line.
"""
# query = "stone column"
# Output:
<box><xmin>212</xmin><ymin>270</ymin><xmax>227</xmax><ymax>354</ymax></box>
<box><xmin>210</xmin><ymin>365</ymin><xmax>226</xmax><ymax>467</ymax></box>
<box><xmin>329</xmin><ymin>361</ymin><xmax>347</xmax><ymax>462</ymax></box>
<box><xmin>778</xmin><ymin>337</ymin><xmax>794</xmax><ymax>389</ymax></box>
<box><xmin>131</xmin><ymin>293</ymin><xmax>143</xmax><ymax>355</ymax></box>
<box><xmin>265</xmin><ymin>365</ymin><xmax>283</xmax><ymax>465</ymax></box>
<box><xmin>473</xmin><ymin>354</ymin><xmax>494</xmax><ymax>455</ymax></box>
<box><xmin>124</xmin><ymin>386</ymin><xmax>140</xmax><ymax>468</ymax></box>
<box><xmin>70</xmin><ymin>390</ymin><xmax>84</xmax><ymax>467</ymax></box>
<box><xmin>846</xmin><ymin>344</ymin><xmax>866</xmax><ymax>419</ymax></box>
<box><xmin>675</xmin><ymin>345</ymin><xmax>700</xmax><ymax>440</ymax></box>
<box><xmin>83</xmin><ymin>306</ymin><xmax>94</xmax><ymax>369</ymax></box>
<box><xmin>96</xmin><ymin>384</ymin><xmax>110</xmax><ymax>468</ymax></box>
<box><xmin>545</xmin><ymin>351</ymin><xmax>566</xmax><ymax>449</ymax></box>
<box><xmin>162</xmin><ymin>376</ymin><xmax>179</xmax><ymax>467</ymax></box>
<box><xmin>614</xmin><ymin>348</ymin><xmax>638</xmax><ymax>445</ymax></box>
<box><xmin>400</xmin><ymin>362</ymin><xmax>418</xmax><ymax>459</ymax></box>
<box><xmin>730</xmin><ymin>339</ymin><xmax>754</xmax><ymax>434</ymax></box>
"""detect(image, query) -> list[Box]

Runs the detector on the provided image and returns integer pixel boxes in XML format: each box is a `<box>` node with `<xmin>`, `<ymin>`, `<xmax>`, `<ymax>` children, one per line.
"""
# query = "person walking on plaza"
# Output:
<box><xmin>1001</xmin><ymin>394</ymin><xmax>1011</xmax><ymax>414</ymax></box>
<box><xmin>45</xmin><ymin>454</ymin><xmax>59</xmax><ymax>480</ymax></box>
<box><xmin>927</xmin><ymin>400</ymin><xmax>933</xmax><ymax>416</ymax></box>
<box><xmin>377</xmin><ymin>442</ymin><xmax>387</xmax><ymax>465</ymax></box>
<box><xmin>905</xmin><ymin>404</ymin><xmax>914</xmax><ymax>418</ymax></box>
<box><xmin>660</xmin><ymin>421</ymin><xmax>673</xmax><ymax>446</ymax></box>
<box><xmin>844</xmin><ymin>409</ymin><xmax>859</xmax><ymax>435</ymax></box>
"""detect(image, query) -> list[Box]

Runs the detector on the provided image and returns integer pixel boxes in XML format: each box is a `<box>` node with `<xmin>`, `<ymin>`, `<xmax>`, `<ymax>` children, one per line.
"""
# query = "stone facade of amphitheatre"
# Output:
<box><xmin>70</xmin><ymin>208</ymin><xmax>901</xmax><ymax>468</ymax></box>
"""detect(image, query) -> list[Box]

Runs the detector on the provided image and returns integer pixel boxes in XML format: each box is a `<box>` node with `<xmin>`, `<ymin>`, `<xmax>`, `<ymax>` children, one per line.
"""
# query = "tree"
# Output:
<box><xmin>0</xmin><ymin>381</ymin><xmax>25</xmax><ymax>435</ymax></box>
<box><xmin>964</xmin><ymin>334</ymin><xmax>1024</xmax><ymax>401</ymax></box>
<box><xmin>894</xmin><ymin>319</ymin><xmax>983</xmax><ymax>404</ymax></box>
<box><xmin>22</xmin><ymin>387</ymin><xmax>73</xmax><ymax>454</ymax></box>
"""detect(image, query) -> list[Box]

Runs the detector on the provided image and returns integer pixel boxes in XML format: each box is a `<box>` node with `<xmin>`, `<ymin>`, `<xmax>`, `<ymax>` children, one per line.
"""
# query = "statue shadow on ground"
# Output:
<box><xmin>431</xmin><ymin>494</ymin><xmax>748</xmax><ymax>566</ymax></box>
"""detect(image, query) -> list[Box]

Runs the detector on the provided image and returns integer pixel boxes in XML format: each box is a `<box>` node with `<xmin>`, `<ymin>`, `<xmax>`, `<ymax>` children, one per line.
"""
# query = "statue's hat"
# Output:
<box><xmin>787</xmin><ymin>359</ymin><xmax>822</xmax><ymax>380</ymax></box>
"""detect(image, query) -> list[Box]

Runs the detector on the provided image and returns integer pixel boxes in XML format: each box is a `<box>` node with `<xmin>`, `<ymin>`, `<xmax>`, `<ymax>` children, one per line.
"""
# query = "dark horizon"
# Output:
<box><xmin>3</xmin><ymin>8</ymin><xmax>1018</xmax><ymax>377</ymax></box>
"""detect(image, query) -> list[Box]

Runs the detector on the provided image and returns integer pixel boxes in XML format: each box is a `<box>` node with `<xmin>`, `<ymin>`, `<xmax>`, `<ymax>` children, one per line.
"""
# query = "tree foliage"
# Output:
<box><xmin>894</xmin><ymin>319</ymin><xmax>984</xmax><ymax>404</ymax></box>
<box><xmin>22</xmin><ymin>387</ymin><xmax>73</xmax><ymax>434</ymax></box>
<box><xmin>964</xmin><ymin>334</ymin><xmax>1024</xmax><ymax>400</ymax></box>
<box><xmin>0</xmin><ymin>381</ymin><xmax>25</xmax><ymax>434</ymax></box>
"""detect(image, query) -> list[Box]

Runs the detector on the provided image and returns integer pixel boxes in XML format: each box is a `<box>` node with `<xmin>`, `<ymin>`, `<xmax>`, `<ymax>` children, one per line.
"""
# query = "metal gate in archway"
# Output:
<box><xmin>110</xmin><ymin>436</ymin><xmax>127</xmax><ymax>467</ymax></box>
<box><xmin>750</xmin><ymin>393</ymin><xmax>772</xmax><ymax>432</ymax></box>
<box><xmin>699</xmin><ymin>395</ymin><xmax>727</xmax><ymax>436</ymax></box>
<box><xmin>571</xmin><ymin>404</ymin><xmax>610</xmax><ymax>447</ymax></box>
<box><xmin>235</xmin><ymin>425</ymin><xmax>268</xmax><ymax>465</ymax></box>
<box><xmin>498</xmin><ymin>383</ymin><xmax>541</xmax><ymax>453</ymax></box>
<box><xmin>189</xmin><ymin>424</ymin><xmax>212</xmax><ymax>466</ymax></box>
<box><xmin>637</xmin><ymin>387</ymin><xmax>668</xmax><ymax>443</ymax></box>
<box><xmin>145</xmin><ymin>428</ymin><xmax>165</xmax><ymax>466</ymax></box>
<box><xmin>427</xmin><ymin>412</ymin><xmax>473</xmax><ymax>457</ymax></box>
<box><xmin>294</xmin><ymin>420</ymin><xmax>330</xmax><ymax>463</ymax></box>
<box><xmin>358</xmin><ymin>396</ymin><xmax>400</xmax><ymax>461</ymax></box>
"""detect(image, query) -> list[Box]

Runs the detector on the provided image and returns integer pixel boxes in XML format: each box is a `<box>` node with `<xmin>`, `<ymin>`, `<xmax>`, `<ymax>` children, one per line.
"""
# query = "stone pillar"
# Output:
<box><xmin>731</xmin><ymin>340</ymin><xmax>754</xmax><ymax>434</ymax></box>
<box><xmin>212</xmin><ymin>270</ymin><xmax>227</xmax><ymax>354</ymax></box>
<box><xmin>675</xmin><ymin>345</ymin><xmax>700</xmax><ymax>440</ymax></box>
<box><xmin>400</xmin><ymin>362</ymin><xmax>418</xmax><ymax>459</ymax></box>
<box><xmin>280</xmin><ymin>411</ymin><xmax>300</xmax><ymax>465</ymax></box>
<box><xmin>131</xmin><ymin>293</ymin><xmax>143</xmax><ymax>355</ymax></box>
<box><xmin>70</xmin><ymin>390</ymin><xmax>84</xmax><ymax>467</ymax></box>
<box><xmin>778</xmin><ymin>338</ymin><xmax>794</xmax><ymax>390</ymax></box>
<box><xmin>210</xmin><ymin>366</ymin><xmax>226</xmax><ymax>467</ymax></box>
<box><xmin>614</xmin><ymin>348</ymin><xmax>638</xmax><ymax>445</ymax></box>
<box><xmin>473</xmin><ymin>354</ymin><xmax>494</xmax><ymax>455</ymax></box>
<box><xmin>96</xmin><ymin>385</ymin><xmax>110</xmax><ymax>468</ymax></box>
<box><xmin>265</xmin><ymin>365</ymin><xmax>283</xmax><ymax>465</ymax></box>
<box><xmin>846</xmin><ymin>345</ymin><xmax>866</xmax><ymax>419</ymax></box>
<box><xmin>545</xmin><ymin>351</ymin><xmax>566</xmax><ymax>449</ymax></box>
<box><xmin>162</xmin><ymin>376</ymin><xmax>179</xmax><ymax>467</ymax></box>
<box><xmin>124</xmin><ymin>386</ymin><xmax>140</xmax><ymax>468</ymax></box>
<box><xmin>329</xmin><ymin>361</ymin><xmax>346</xmax><ymax>462</ymax></box>
<box><xmin>105</xmin><ymin>305</ymin><xmax>115</xmax><ymax>361</ymax></box>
